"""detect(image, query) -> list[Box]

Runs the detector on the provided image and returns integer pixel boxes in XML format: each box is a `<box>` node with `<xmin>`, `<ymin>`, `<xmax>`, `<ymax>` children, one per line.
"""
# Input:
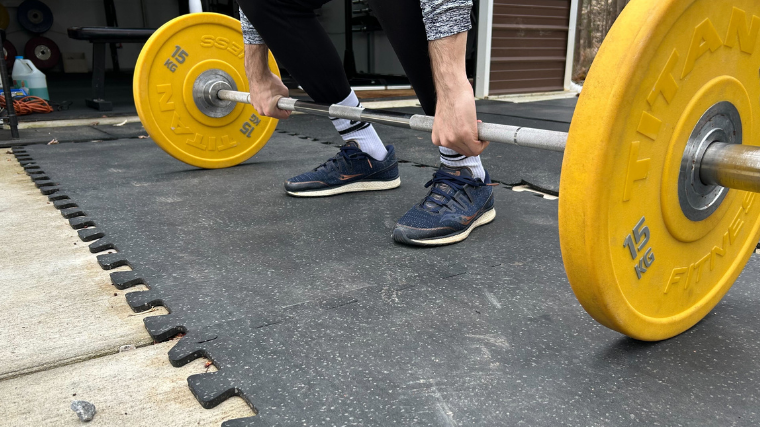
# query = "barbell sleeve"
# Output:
<box><xmin>217</xmin><ymin>90</ymin><xmax>251</xmax><ymax>104</ymax></box>
<box><xmin>700</xmin><ymin>143</ymin><xmax>760</xmax><ymax>193</ymax></box>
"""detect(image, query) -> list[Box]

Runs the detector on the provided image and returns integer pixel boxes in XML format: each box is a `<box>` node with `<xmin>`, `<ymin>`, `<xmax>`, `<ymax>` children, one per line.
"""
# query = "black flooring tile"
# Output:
<box><xmin>18</xmin><ymin>114</ymin><xmax>760</xmax><ymax>426</ymax></box>
<box><xmin>0</xmin><ymin>126</ymin><xmax>113</xmax><ymax>147</ymax></box>
<box><xmin>22</xmin><ymin>137</ymin><xmax>535</xmax><ymax>337</ymax></box>
<box><xmin>0</xmin><ymin>122</ymin><xmax>147</xmax><ymax>147</ymax></box>
<box><xmin>476</xmin><ymin>98</ymin><xmax>576</xmax><ymax>123</ymax></box>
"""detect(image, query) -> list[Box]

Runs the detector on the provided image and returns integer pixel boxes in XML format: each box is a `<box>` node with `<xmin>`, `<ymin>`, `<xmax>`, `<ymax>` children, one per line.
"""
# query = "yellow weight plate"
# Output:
<box><xmin>559</xmin><ymin>0</ymin><xmax>760</xmax><ymax>341</ymax></box>
<box><xmin>0</xmin><ymin>4</ymin><xmax>9</xmax><ymax>30</ymax></box>
<box><xmin>134</xmin><ymin>13</ymin><xmax>279</xmax><ymax>169</ymax></box>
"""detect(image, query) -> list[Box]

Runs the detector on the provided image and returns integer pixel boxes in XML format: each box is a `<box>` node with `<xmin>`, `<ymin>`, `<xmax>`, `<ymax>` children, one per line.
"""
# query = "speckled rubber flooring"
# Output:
<box><xmin>17</xmin><ymin>109</ymin><xmax>760</xmax><ymax>426</ymax></box>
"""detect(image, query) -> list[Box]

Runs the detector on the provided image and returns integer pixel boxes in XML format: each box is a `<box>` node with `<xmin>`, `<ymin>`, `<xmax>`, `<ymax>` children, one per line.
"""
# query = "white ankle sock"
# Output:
<box><xmin>439</xmin><ymin>146</ymin><xmax>486</xmax><ymax>181</ymax></box>
<box><xmin>330</xmin><ymin>90</ymin><xmax>388</xmax><ymax>161</ymax></box>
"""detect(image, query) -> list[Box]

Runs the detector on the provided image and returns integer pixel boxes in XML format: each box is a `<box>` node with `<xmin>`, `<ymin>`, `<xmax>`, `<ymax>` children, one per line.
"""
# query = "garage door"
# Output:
<box><xmin>488</xmin><ymin>0</ymin><xmax>572</xmax><ymax>95</ymax></box>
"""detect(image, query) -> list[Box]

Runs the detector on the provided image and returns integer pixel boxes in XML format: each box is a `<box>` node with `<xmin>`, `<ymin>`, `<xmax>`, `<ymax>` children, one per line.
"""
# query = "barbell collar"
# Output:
<box><xmin>700</xmin><ymin>143</ymin><xmax>760</xmax><ymax>193</ymax></box>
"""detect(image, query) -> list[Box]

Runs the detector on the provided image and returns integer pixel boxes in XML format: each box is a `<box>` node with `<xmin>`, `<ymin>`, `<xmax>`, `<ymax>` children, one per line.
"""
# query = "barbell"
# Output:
<box><xmin>133</xmin><ymin>0</ymin><xmax>760</xmax><ymax>341</ymax></box>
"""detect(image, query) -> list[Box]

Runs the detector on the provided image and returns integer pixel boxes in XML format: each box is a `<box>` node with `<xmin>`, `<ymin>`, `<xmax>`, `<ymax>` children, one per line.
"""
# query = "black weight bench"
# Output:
<box><xmin>67</xmin><ymin>27</ymin><xmax>155</xmax><ymax>111</ymax></box>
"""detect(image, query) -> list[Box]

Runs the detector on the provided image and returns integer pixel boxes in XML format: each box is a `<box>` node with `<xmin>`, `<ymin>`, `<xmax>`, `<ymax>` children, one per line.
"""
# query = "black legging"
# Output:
<box><xmin>238</xmin><ymin>0</ymin><xmax>437</xmax><ymax>115</ymax></box>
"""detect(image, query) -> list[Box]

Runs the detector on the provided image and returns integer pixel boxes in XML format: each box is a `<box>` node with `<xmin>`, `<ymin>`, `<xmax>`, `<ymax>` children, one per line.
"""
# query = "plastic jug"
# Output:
<box><xmin>12</xmin><ymin>57</ymin><xmax>49</xmax><ymax>100</ymax></box>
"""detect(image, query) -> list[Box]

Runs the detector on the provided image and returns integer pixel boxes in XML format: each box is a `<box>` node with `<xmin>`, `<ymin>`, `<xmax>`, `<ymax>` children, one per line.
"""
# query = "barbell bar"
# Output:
<box><xmin>133</xmin><ymin>0</ymin><xmax>760</xmax><ymax>341</ymax></box>
<box><xmin>217</xmin><ymin>89</ymin><xmax>760</xmax><ymax>195</ymax></box>
<box><xmin>217</xmin><ymin>90</ymin><xmax>570</xmax><ymax>152</ymax></box>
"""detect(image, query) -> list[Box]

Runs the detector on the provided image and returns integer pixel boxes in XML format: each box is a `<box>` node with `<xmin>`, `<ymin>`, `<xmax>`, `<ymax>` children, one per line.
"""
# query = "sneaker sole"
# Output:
<box><xmin>393</xmin><ymin>208</ymin><xmax>496</xmax><ymax>246</ymax></box>
<box><xmin>286</xmin><ymin>177</ymin><xmax>401</xmax><ymax>197</ymax></box>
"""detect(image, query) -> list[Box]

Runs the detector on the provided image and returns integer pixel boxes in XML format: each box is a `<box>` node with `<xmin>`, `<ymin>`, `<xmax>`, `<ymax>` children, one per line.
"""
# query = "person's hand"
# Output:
<box><xmin>249</xmin><ymin>71</ymin><xmax>291</xmax><ymax>120</ymax></box>
<box><xmin>431</xmin><ymin>79</ymin><xmax>489</xmax><ymax>157</ymax></box>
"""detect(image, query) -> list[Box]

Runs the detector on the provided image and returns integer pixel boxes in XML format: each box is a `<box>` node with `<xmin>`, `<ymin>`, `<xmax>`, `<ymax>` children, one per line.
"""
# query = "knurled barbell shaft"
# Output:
<box><xmin>216</xmin><ymin>90</ymin><xmax>760</xmax><ymax>193</ymax></box>
<box><xmin>217</xmin><ymin>91</ymin><xmax>568</xmax><ymax>152</ymax></box>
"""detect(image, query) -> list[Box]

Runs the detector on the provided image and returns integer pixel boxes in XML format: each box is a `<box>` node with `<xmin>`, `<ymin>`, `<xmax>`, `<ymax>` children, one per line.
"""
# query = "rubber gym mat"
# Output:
<box><xmin>475</xmin><ymin>98</ymin><xmax>577</xmax><ymax>124</ymax></box>
<box><xmin>0</xmin><ymin>122</ymin><xmax>148</xmax><ymax>148</ymax></box>
<box><xmin>19</xmin><ymin>136</ymin><xmax>551</xmax><ymax>336</ymax></box>
<box><xmin>17</xmin><ymin>135</ymin><xmax>760</xmax><ymax>426</ymax></box>
<box><xmin>176</xmin><ymin>265</ymin><xmax>760</xmax><ymax>426</ymax></box>
<box><xmin>0</xmin><ymin>126</ymin><xmax>114</xmax><ymax>147</ymax></box>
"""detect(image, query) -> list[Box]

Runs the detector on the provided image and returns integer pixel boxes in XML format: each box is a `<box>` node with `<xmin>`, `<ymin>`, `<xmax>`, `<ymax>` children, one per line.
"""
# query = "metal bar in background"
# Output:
<box><xmin>140</xmin><ymin>0</ymin><xmax>149</xmax><ymax>27</ymax></box>
<box><xmin>103</xmin><ymin>0</ymin><xmax>121</xmax><ymax>73</ymax></box>
<box><xmin>343</xmin><ymin>0</ymin><xmax>357</xmax><ymax>78</ymax></box>
<box><xmin>0</xmin><ymin>29</ymin><xmax>19</xmax><ymax>139</ymax></box>
<box><xmin>474</xmin><ymin>0</ymin><xmax>494</xmax><ymax>98</ymax></box>
<box><xmin>92</xmin><ymin>43</ymin><xmax>107</xmax><ymax>100</ymax></box>
<box><xmin>564</xmin><ymin>0</ymin><xmax>581</xmax><ymax>91</ymax></box>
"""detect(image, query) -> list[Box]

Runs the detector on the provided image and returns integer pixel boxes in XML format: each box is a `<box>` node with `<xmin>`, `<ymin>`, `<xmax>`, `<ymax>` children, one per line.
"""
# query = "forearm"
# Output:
<box><xmin>428</xmin><ymin>31</ymin><xmax>485</xmax><ymax>156</ymax></box>
<box><xmin>238</xmin><ymin>8</ymin><xmax>289</xmax><ymax>119</ymax></box>
<box><xmin>429</xmin><ymin>31</ymin><xmax>471</xmax><ymax>101</ymax></box>
<box><xmin>244</xmin><ymin>44</ymin><xmax>273</xmax><ymax>83</ymax></box>
<box><xmin>243</xmin><ymin>44</ymin><xmax>291</xmax><ymax>119</ymax></box>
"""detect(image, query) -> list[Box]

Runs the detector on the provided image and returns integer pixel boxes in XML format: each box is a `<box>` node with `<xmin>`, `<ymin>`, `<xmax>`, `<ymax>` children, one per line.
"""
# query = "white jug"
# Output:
<box><xmin>12</xmin><ymin>57</ymin><xmax>49</xmax><ymax>100</ymax></box>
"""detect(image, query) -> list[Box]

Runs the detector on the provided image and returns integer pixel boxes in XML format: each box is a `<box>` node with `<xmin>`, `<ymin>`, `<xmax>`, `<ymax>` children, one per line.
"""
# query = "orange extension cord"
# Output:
<box><xmin>0</xmin><ymin>95</ymin><xmax>53</xmax><ymax>115</ymax></box>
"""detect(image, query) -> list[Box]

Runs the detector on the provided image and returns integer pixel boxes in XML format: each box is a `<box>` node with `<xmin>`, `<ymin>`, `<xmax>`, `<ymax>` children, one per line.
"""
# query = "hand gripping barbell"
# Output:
<box><xmin>134</xmin><ymin>0</ymin><xmax>760</xmax><ymax>340</ymax></box>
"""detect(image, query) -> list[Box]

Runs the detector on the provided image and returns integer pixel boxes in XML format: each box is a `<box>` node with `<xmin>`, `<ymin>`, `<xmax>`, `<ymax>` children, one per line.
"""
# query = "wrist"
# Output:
<box><xmin>429</xmin><ymin>32</ymin><xmax>470</xmax><ymax>100</ymax></box>
<box><xmin>436</xmin><ymin>75</ymin><xmax>472</xmax><ymax>103</ymax></box>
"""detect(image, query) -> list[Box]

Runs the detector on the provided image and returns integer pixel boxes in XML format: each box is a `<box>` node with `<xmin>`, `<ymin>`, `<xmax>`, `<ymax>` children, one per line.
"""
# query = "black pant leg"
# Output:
<box><xmin>366</xmin><ymin>0</ymin><xmax>437</xmax><ymax>115</ymax></box>
<box><xmin>238</xmin><ymin>0</ymin><xmax>352</xmax><ymax>104</ymax></box>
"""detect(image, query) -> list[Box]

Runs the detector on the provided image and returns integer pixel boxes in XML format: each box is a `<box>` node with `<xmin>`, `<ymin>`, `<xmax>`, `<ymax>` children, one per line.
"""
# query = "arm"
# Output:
<box><xmin>429</xmin><ymin>31</ymin><xmax>488</xmax><ymax>157</ymax></box>
<box><xmin>240</xmin><ymin>8</ymin><xmax>290</xmax><ymax>119</ymax></box>
<box><xmin>244</xmin><ymin>45</ymin><xmax>291</xmax><ymax>119</ymax></box>
<box><xmin>422</xmin><ymin>0</ymin><xmax>486</xmax><ymax>157</ymax></box>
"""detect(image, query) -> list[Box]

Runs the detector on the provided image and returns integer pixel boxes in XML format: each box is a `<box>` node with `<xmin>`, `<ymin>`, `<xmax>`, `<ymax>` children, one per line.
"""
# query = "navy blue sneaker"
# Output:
<box><xmin>284</xmin><ymin>141</ymin><xmax>400</xmax><ymax>197</ymax></box>
<box><xmin>392</xmin><ymin>166</ymin><xmax>496</xmax><ymax>246</ymax></box>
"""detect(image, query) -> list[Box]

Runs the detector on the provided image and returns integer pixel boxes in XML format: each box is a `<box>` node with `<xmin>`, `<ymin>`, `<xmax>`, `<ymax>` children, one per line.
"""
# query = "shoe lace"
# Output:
<box><xmin>423</xmin><ymin>170</ymin><xmax>484</xmax><ymax>211</ymax></box>
<box><xmin>314</xmin><ymin>144</ymin><xmax>368</xmax><ymax>171</ymax></box>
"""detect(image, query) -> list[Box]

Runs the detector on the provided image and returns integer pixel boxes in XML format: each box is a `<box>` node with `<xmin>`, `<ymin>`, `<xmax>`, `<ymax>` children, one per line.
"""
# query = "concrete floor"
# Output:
<box><xmin>0</xmin><ymin>150</ymin><xmax>253</xmax><ymax>425</ymax></box>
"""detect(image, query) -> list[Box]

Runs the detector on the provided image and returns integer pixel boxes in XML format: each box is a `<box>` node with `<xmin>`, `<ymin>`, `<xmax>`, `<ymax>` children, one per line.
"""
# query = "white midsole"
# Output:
<box><xmin>410</xmin><ymin>208</ymin><xmax>496</xmax><ymax>246</ymax></box>
<box><xmin>287</xmin><ymin>177</ymin><xmax>401</xmax><ymax>197</ymax></box>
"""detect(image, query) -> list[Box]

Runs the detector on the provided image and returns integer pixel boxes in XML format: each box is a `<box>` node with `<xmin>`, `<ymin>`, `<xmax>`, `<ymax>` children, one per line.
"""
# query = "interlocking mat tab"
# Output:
<box><xmin>17</xmin><ymin>130</ymin><xmax>760</xmax><ymax>426</ymax></box>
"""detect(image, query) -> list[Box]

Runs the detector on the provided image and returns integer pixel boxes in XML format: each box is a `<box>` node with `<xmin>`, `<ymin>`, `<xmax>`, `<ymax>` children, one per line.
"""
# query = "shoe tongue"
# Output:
<box><xmin>423</xmin><ymin>166</ymin><xmax>473</xmax><ymax>209</ymax></box>
<box><xmin>344</xmin><ymin>140</ymin><xmax>360</xmax><ymax>149</ymax></box>
<box><xmin>438</xmin><ymin>165</ymin><xmax>474</xmax><ymax>178</ymax></box>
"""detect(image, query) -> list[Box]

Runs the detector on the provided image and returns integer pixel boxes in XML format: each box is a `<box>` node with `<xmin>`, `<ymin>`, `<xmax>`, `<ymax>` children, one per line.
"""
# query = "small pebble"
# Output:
<box><xmin>71</xmin><ymin>400</ymin><xmax>96</xmax><ymax>422</ymax></box>
<box><xmin>119</xmin><ymin>344</ymin><xmax>136</xmax><ymax>353</ymax></box>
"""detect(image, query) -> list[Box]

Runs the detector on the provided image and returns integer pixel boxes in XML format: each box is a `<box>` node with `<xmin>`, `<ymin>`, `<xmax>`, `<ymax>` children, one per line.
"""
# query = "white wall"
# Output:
<box><xmin>3</xmin><ymin>0</ymin><xmax>179</xmax><ymax>72</ymax></box>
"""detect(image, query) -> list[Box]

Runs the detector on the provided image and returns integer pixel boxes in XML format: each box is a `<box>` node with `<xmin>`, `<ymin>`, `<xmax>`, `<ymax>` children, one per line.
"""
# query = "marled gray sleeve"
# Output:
<box><xmin>240</xmin><ymin>7</ymin><xmax>264</xmax><ymax>45</ymax></box>
<box><xmin>241</xmin><ymin>3</ymin><xmax>469</xmax><ymax>44</ymax></box>
<box><xmin>420</xmin><ymin>0</ymin><xmax>473</xmax><ymax>41</ymax></box>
